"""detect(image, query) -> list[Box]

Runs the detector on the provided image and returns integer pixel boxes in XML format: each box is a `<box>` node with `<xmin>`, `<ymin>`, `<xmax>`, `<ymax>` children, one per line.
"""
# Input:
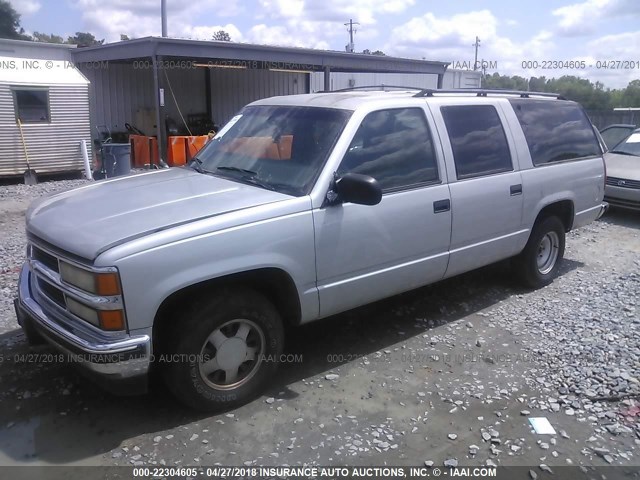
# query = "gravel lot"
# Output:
<box><xmin>0</xmin><ymin>178</ymin><xmax>638</xmax><ymax>474</ymax></box>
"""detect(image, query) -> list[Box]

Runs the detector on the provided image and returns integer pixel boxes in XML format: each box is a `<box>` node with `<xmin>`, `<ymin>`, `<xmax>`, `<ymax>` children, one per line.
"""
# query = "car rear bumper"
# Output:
<box><xmin>15</xmin><ymin>263</ymin><xmax>151</xmax><ymax>394</ymax></box>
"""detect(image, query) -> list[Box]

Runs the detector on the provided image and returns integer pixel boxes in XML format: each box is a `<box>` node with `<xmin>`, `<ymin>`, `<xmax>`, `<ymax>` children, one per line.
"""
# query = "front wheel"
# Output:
<box><xmin>163</xmin><ymin>288</ymin><xmax>284</xmax><ymax>411</ymax></box>
<box><xmin>513</xmin><ymin>216</ymin><xmax>566</xmax><ymax>289</ymax></box>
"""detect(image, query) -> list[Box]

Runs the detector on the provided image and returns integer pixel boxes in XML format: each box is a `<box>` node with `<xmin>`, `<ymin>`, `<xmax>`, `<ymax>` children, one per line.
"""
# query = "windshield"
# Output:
<box><xmin>611</xmin><ymin>131</ymin><xmax>640</xmax><ymax>157</ymax></box>
<box><xmin>191</xmin><ymin>105</ymin><xmax>352</xmax><ymax>196</ymax></box>
<box><xmin>600</xmin><ymin>126</ymin><xmax>636</xmax><ymax>150</ymax></box>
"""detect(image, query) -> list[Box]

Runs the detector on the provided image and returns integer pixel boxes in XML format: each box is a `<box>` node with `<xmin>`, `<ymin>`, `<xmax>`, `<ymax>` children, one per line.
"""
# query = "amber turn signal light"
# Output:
<box><xmin>95</xmin><ymin>272</ymin><xmax>121</xmax><ymax>296</ymax></box>
<box><xmin>98</xmin><ymin>310</ymin><xmax>126</xmax><ymax>331</ymax></box>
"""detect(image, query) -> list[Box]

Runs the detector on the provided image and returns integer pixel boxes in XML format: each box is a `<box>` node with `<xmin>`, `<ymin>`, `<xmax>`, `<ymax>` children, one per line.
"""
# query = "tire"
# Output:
<box><xmin>514</xmin><ymin>216</ymin><xmax>565</xmax><ymax>289</ymax></box>
<box><xmin>163</xmin><ymin>288</ymin><xmax>284</xmax><ymax>411</ymax></box>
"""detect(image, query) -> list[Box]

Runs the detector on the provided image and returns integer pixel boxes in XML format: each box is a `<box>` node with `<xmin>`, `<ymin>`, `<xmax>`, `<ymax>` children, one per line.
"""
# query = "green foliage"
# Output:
<box><xmin>32</xmin><ymin>32</ymin><xmax>64</xmax><ymax>43</ymax></box>
<box><xmin>67</xmin><ymin>32</ymin><xmax>104</xmax><ymax>47</ymax></box>
<box><xmin>362</xmin><ymin>49</ymin><xmax>386</xmax><ymax>56</ymax></box>
<box><xmin>212</xmin><ymin>30</ymin><xmax>231</xmax><ymax>42</ymax></box>
<box><xmin>483</xmin><ymin>73</ymin><xmax>640</xmax><ymax>109</ymax></box>
<box><xmin>0</xmin><ymin>0</ymin><xmax>31</xmax><ymax>40</ymax></box>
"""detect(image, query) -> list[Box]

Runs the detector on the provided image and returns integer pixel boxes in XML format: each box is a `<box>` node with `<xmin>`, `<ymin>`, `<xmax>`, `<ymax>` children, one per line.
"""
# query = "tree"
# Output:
<box><xmin>120</xmin><ymin>34</ymin><xmax>130</xmax><ymax>41</ymax></box>
<box><xmin>67</xmin><ymin>32</ymin><xmax>104</xmax><ymax>47</ymax></box>
<box><xmin>362</xmin><ymin>49</ymin><xmax>385</xmax><ymax>56</ymax></box>
<box><xmin>32</xmin><ymin>32</ymin><xmax>64</xmax><ymax>44</ymax></box>
<box><xmin>481</xmin><ymin>73</ymin><xmax>640</xmax><ymax>110</ymax></box>
<box><xmin>0</xmin><ymin>0</ymin><xmax>31</xmax><ymax>40</ymax></box>
<box><xmin>212</xmin><ymin>30</ymin><xmax>231</xmax><ymax>42</ymax></box>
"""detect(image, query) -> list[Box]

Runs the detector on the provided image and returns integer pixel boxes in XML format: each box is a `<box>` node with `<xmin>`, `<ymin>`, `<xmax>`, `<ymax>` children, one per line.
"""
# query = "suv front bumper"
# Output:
<box><xmin>15</xmin><ymin>263</ymin><xmax>151</xmax><ymax>395</ymax></box>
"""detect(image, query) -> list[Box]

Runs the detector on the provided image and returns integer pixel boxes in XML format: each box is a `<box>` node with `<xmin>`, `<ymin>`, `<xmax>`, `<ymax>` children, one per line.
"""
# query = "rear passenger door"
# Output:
<box><xmin>431</xmin><ymin>102</ymin><xmax>526</xmax><ymax>278</ymax></box>
<box><xmin>313</xmin><ymin>107</ymin><xmax>451</xmax><ymax>318</ymax></box>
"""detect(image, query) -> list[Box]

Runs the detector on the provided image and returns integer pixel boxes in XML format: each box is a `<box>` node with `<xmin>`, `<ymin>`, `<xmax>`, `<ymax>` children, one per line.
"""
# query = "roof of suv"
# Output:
<box><xmin>250</xmin><ymin>89</ymin><xmax>566</xmax><ymax>111</ymax></box>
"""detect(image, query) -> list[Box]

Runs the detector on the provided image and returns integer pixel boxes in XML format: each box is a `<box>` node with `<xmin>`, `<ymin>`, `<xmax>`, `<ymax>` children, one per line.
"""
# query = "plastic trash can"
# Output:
<box><xmin>101</xmin><ymin>143</ymin><xmax>131</xmax><ymax>177</ymax></box>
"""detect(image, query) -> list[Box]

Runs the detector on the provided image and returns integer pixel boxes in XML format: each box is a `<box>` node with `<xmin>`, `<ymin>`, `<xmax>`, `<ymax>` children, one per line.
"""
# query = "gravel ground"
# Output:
<box><xmin>0</xmin><ymin>178</ymin><xmax>638</xmax><ymax>474</ymax></box>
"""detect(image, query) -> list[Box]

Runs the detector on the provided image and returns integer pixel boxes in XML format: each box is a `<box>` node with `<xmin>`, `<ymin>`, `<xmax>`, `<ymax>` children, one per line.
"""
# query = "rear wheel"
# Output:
<box><xmin>163</xmin><ymin>288</ymin><xmax>284</xmax><ymax>411</ymax></box>
<box><xmin>514</xmin><ymin>216</ymin><xmax>565</xmax><ymax>289</ymax></box>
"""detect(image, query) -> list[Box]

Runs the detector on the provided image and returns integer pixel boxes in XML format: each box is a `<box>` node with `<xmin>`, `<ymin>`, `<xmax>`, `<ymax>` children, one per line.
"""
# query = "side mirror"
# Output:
<box><xmin>334</xmin><ymin>173</ymin><xmax>382</xmax><ymax>206</ymax></box>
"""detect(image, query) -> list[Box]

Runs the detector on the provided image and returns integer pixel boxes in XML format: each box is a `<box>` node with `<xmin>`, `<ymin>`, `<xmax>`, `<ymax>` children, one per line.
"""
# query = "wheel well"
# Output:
<box><xmin>153</xmin><ymin>268</ymin><xmax>301</xmax><ymax>356</ymax></box>
<box><xmin>537</xmin><ymin>200</ymin><xmax>574</xmax><ymax>232</ymax></box>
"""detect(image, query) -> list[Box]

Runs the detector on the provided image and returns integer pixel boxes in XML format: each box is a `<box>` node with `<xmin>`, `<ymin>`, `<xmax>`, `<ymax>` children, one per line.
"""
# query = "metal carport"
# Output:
<box><xmin>71</xmin><ymin>37</ymin><xmax>448</xmax><ymax>163</ymax></box>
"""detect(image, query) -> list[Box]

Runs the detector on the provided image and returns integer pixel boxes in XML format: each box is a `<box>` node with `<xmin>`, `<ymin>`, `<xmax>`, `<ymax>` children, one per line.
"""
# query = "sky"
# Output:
<box><xmin>8</xmin><ymin>0</ymin><xmax>640</xmax><ymax>88</ymax></box>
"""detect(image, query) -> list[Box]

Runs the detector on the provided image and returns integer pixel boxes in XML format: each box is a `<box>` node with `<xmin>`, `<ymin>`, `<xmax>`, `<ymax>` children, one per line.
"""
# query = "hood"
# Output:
<box><xmin>27</xmin><ymin>168</ymin><xmax>290</xmax><ymax>260</ymax></box>
<box><xmin>604</xmin><ymin>152</ymin><xmax>640</xmax><ymax>181</ymax></box>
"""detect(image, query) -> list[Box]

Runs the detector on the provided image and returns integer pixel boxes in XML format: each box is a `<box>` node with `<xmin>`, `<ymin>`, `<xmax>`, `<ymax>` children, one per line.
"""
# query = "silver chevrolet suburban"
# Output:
<box><xmin>15</xmin><ymin>88</ymin><xmax>608</xmax><ymax>411</ymax></box>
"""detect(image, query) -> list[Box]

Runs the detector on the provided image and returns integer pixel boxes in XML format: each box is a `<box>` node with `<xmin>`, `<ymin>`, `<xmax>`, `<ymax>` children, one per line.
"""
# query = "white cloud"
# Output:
<box><xmin>386</xmin><ymin>10</ymin><xmax>561</xmax><ymax>83</ymax></box>
<box><xmin>9</xmin><ymin>0</ymin><xmax>41</xmax><ymax>15</ymax></box>
<box><xmin>250</xmin><ymin>0</ymin><xmax>410</xmax><ymax>50</ymax></box>
<box><xmin>552</xmin><ymin>0</ymin><xmax>640</xmax><ymax>37</ymax></box>
<box><xmin>582</xmin><ymin>31</ymin><xmax>640</xmax><ymax>87</ymax></box>
<box><xmin>259</xmin><ymin>0</ymin><xmax>415</xmax><ymax>24</ymax></box>
<box><xmin>69</xmin><ymin>0</ymin><xmax>244</xmax><ymax>42</ymax></box>
<box><xmin>247</xmin><ymin>24</ymin><xmax>329</xmax><ymax>49</ymax></box>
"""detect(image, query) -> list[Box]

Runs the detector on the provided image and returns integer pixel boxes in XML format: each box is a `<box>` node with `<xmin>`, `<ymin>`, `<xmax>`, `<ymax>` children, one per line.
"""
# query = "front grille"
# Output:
<box><xmin>37</xmin><ymin>279</ymin><xmax>66</xmax><ymax>308</ymax></box>
<box><xmin>606</xmin><ymin>177</ymin><xmax>640</xmax><ymax>189</ymax></box>
<box><xmin>32</xmin><ymin>245</ymin><xmax>59</xmax><ymax>272</ymax></box>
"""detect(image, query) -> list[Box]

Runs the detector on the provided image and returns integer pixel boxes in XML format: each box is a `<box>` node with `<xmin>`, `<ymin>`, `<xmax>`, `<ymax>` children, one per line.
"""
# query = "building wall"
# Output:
<box><xmin>81</xmin><ymin>63</ymin><xmax>156</xmax><ymax>137</ymax></box>
<box><xmin>0</xmin><ymin>39</ymin><xmax>91</xmax><ymax>177</ymax></box>
<box><xmin>209</xmin><ymin>69</ymin><xmax>307</xmax><ymax>125</ymax></box>
<box><xmin>309</xmin><ymin>70</ymin><xmax>482</xmax><ymax>92</ymax></box>
<box><xmin>81</xmin><ymin>65</ymin><xmax>307</xmax><ymax>136</ymax></box>
<box><xmin>0</xmin><ymin>83</ymin><xmax>91</xmax><ymax>176</ymax></box>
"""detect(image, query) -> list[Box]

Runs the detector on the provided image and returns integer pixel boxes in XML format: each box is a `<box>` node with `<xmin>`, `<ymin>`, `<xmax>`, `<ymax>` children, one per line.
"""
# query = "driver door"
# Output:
<box><xmin>312</xmin><ymin>107</ymin><xmax>452</xmax><ymax>318</ymax></box>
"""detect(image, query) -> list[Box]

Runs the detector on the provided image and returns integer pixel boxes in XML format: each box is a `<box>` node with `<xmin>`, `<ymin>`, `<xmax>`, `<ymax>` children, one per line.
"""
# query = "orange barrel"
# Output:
<box><xmin>187</xmin><ymin>135</ymin><xmax>209</xmax><ymax>159</ymax></box>
<box><xmin>129</xmin><ymin>135</ymin><xmax>159</xmax><ymax>167</ymax></box>
<box><xmin>168</xmin><ymin>136</ymin><xmax>188</xmax><ymax>166</ymax></box>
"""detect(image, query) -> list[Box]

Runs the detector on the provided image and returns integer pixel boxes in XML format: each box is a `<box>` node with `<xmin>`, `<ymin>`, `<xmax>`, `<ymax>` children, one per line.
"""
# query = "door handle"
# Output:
<box><xmin>433</xmin><ymin>199</ymin><xmax>450</xmax><ymax>213</ymax></box>
<box><xmin>510</xmin><ymin>184</ymin><xmax>523</xmax><ymax>196</ymax></box>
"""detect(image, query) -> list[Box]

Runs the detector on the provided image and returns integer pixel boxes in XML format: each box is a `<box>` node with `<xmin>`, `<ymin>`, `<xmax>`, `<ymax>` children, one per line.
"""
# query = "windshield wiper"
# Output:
<box><xmin>216</xmin><ymin>166</ymin><xmax>258</xmax><ymax>176</ymax></box>
<box><xmin>215</xmin><ymin>166</ymin><xmax>277</xmax><ymax>191</ymax></box>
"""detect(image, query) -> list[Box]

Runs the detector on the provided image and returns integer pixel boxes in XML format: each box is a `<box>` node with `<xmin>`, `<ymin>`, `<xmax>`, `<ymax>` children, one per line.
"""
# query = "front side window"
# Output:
<box><xmin>441</xmin><ymin>105</ymin><xmax>513</xmax><ymax>179</ymax></box>
<box><xmin>193</xmin><ymin>106</ymin><xmax>351</xmax><ymax>196</ymax></box>
<box><xmin>14</xmin><ymin>88</ymin><xmax>50</xmax><ymax>123</ymax></box>
<box><xmin>337</xmin><ymin>108</ymin><xmax>439</xmax><ymax>191</ymax></box>
<box><xmin>509</xmin><ymin>99</ymin><xmax>601</xmax><ymax>165</ymax></box>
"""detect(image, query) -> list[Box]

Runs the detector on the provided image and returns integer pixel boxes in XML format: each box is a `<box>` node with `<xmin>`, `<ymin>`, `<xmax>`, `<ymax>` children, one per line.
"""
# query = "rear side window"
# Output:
<box><xmin>509</xmin><ymin>99</ymin><xmax>601</xmax><ymax>166</ymax></box>
<box><xmin>441</xmin><ymin>105</ymin><xmax>513</xmax><ymax>179</ymax></box>
<box><xmin>338</xmin><ymin>108</ymin><xmax>439</xmax><ymax>192</ymax></box>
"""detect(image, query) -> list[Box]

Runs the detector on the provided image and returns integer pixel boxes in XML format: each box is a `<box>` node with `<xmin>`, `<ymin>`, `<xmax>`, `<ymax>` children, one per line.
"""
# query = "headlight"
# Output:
<box><xmin>66</xmin><ymin>297</ymin><xmax>126</xmax><ymax>331</ymax></box>
<box><xmin>66</xmin><ymin>296</ymin><xmax>100</xmax><ymax>327</ymax></box>
<box><xmin>59</xmin><ymin>262</ymin><xmax>121</xmax><ymax>296</ymax></box>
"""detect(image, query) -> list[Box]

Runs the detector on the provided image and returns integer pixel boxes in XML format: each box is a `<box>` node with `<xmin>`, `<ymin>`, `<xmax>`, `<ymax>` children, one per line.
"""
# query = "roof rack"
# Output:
<box><xmin>324</xmin><ymin>85</ymin><xmax>425</xmax><ymax>93</ymax></box>
<box><xmin>413</xmin><ymin>88</ymin><xmax>566</xmax><ymax>100</ymax></box>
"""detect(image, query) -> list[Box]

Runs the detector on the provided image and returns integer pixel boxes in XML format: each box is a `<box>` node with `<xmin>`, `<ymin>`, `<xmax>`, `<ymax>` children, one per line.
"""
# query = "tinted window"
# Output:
<box><xmin>441</xmin><ymin>105</ymin><xmax>512</xmax><ymax>179</ymax></box>
<box><xmin>337</xmin><ymin>108</ymin><xmax>439</xmax><ymax>191</ymax></box>
<box><xmin>14</xmin><ymin>89</ymin><xmax>49</xmax><ymax>122</ymax></box>
<box><xmin>510</xmin><ymin>99</ymin><xmax>601</xmax><ymax>165</ymax></box>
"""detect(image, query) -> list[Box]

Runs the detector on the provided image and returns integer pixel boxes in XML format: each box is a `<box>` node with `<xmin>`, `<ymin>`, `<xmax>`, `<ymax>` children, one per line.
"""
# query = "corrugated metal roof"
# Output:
<box><xmin>0</xmin><ymin>57</ymin><xmax>89</xmax><ymax>85</ymax></box>
<box><xmin>71</xmin><ymin>37</ymin><xmax>449</xmax><ymax>75</ymax></box>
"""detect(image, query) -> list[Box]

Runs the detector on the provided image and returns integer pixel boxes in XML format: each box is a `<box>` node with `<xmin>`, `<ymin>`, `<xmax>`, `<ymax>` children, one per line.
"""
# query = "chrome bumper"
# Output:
<box><xmin>16</xmin><ymin>263</ymin><xmax>151</xmax><ymax>392</ymax></box>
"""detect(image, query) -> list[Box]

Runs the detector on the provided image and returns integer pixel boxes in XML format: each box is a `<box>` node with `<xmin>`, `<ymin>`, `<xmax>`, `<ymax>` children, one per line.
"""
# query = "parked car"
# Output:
<box><xmin>599</xmin><ymin>124</ymin><xmax>636</xmax><ymax>150</ymax></box>
<box><xmin>15</xmin><ymin>89</ymin><xmax>608</xmax><ymax>411</ymax></box>
<box><xmin>604</xmin><ymin>128</ymin><xmax>640</xmax><ymax>210</ymax></box>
